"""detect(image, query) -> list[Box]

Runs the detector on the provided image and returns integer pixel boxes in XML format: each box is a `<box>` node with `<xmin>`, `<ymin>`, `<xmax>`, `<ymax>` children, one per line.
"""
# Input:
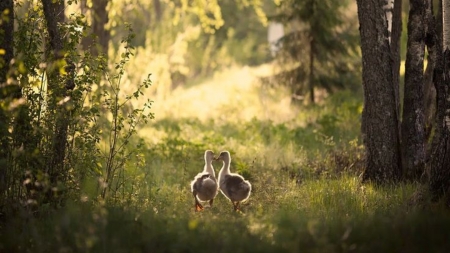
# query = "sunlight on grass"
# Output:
<box><xmin>7</xmin><ymin>62</ymin><xmax>445</xmax><ymax>253</ymax></box>
<box><xmin>148</xmin><ymin>64</ymin><xmax>297</xmax><ymax>124</ymax></box>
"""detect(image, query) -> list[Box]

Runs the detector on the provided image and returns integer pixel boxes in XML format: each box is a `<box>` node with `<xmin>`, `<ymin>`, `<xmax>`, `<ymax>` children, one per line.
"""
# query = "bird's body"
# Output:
<box><xmin>216</xmin><ymin>151</ymin><xmax>251</xmax><ymax>211</ymax></box>
<box><xmin>190</xmin><ymin>150</ymin><xmax>219</xmax><ymax>211</ymax></box>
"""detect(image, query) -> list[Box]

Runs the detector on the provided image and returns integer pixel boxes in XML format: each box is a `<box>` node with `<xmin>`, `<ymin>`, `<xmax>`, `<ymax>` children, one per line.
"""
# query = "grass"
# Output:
<box><xmin>3</xmin><ymin>176</ymin><xmax>450</xmax><ymax>252</ymax></box>
<box><xmin>2</xmin><ymin>64</ymin><xmax>450</xmax><ymax>252</ymax></box>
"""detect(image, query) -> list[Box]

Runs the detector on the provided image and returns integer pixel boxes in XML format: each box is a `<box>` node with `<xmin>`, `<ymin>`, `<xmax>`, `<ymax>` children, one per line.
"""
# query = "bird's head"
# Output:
<box><xmin>204</xmin><ymin>150</ymin><xmax>215</xmax><ymax>162</ymax></box>
<box><xmin>214</xmin><ymin>151</ymin><xmax>230</xmax><ymax>161</ymax></box>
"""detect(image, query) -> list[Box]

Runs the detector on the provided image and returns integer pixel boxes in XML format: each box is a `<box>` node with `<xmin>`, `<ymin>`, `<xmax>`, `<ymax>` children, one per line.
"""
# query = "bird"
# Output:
<box><xmin>190</xmin><ymin>150</ymin><xmax>219</xmax><ymax>211</ymax></box>
<box><xmin>215</xmin><ymin>151</ymin><xmax>252</xmax><ymax>211</ymax></box>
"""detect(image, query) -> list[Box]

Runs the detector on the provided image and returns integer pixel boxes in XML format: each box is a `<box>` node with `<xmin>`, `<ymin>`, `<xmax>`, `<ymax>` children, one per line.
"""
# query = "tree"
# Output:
<box><xmin>357</xmin><ymin>0</ymin><xmax>450</xmax><ymax>201</ymax></box>
<box><xmin>429</xmin><ymin>0</ymin><xmax>450</xmax><ymax>200</ymax></box>
<box><xmin>0</xmin><ymin>0</ymin><xmax>13</xmax><ymax>83</ymax></box>
<box><xmin>0</xmin><ymin>0</ymin><xmax>156</xmax><ymax>212</ymax></box>
<box><xmin>80</xmin><ymin>0</ymin><xmax>110</xmax><ymax>57</ymax></box>
<box><xmin>270</xmin><ymin>0</ymin><xmax>360</xmax><ymax>104</ymax></box>
<box><xmin>0</xmin><ymin>0</ymin><xmax>14</xmax><ymax>203</ymax></box>
<box><xmin>42</xmin><ymin>0</ymin><xmax>75</xmax><ymax>203</ymax></box>
<box><xmin>91</xmin><ymin>0</ymin><xmax>109</xmax><ymax>56</ymax></box>
<box><xmin>401</xmin><ymin>0</ymin><xmax>426</xmax><ymax>180</ymax></box>
<box><xmin>356</xmin><ymin>0</ymin><xmax>402</xmax><ymax>183</ymax></box>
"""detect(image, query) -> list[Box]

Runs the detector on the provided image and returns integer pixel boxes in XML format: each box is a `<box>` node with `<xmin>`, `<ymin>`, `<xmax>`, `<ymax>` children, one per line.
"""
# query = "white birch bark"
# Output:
<box><xmin>443</xmin><ymin>0</ymin><xmax>450</xmax><ymax>50</ymax></box>
<box><xmin>383</xmin><ymin>0</ymin><xmax>395</xmax><ymax>44</ymax></box>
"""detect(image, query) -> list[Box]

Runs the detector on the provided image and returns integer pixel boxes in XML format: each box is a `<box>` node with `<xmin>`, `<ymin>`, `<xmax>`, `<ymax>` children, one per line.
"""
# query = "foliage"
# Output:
<box><xmin>97</xmin><ymin>24</ymin><xmax>154</xmax><ymax>201</ymax></box>
<box><xmin>267</xmin><ymin>0</ymin><xmax>361</xmax><ymax>103</ymax></box>
<box><xmin>0</xmin><ymin>1</ymin><xmax>153</xmax><ymax>211</ymax></box>
<box><xmin>105</xmin><ymin>0</ymin><xmax>272</xmax><ymax>97</ymax></box>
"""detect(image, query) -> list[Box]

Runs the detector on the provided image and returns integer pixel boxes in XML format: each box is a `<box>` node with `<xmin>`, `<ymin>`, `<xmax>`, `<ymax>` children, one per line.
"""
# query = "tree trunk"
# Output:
<box><xmin>92</xmin><ymin>0</ymin><xmax>109</xmax><ymax>57</ymax></box>
<box><xmin>390</xmin><ymin>0</ymin><xmax>403</xmax><ymax>179</ymax></box>
<box><xmin>42</xmin><ymin>0</ymin><xmax>64</xmax><ymax>54</ymax></box>
<box><xmin>429</xmin><ymin>48</ymin><xmax>450</xmax><ymax>200</ymax></box>
<box><xmin>80</xmin><ymin>0</ymin><xmax>109</xmax><ymax>57</ymax></box>
<box><xmin>384</xmin><ymin>0</ymin><xmax>394</xmax><ymax>44</ymax></box>
<box><xmin>153</xmin><ymin>0</ymin><xmax>162</xmax><ymax>22</ymax></box>
<box><xmin>0</xmin><ymin>0</ymin><xmax>14</xmax><ymax>203</ymax></box>
<box><xmin>424</xmin><ymin>59</ymin><xmax>436</xmax><ymax>146</ymax></box>
<box><xmin>423</xmin><ymin>0</ymin><xmax>439</xmax><ymax>162</ymax></box>
<box><xmin>390</xmin><ymin>0</ymin><xmax>402</xmax><ymax>127</ymax></box>
<box><xmin>401</xmin><ymin>0</ymin><xmax>426</xmax><ymax>180</ymax></box>
<box><xmin>309</xmin><ymin>36</ymin><xmax>315</xmax><ymax>104</ymax></box>
<box><xmin>357</xmin><ymin>0</ymin><xmax>401</xmax><ymax>183</ymax></box>
<box><xmin>423</xmin><ymin>0</ymin><xmax>437</xmax><ymax>139</ymax></box>
<box><xmin>429</xmin><ymin>0</ymin><xmax>450</xmax><ymax>201</ymax></box>
<box><xmin>308</xmin><ymin>0</ymin><xmax>315</xmax><ymax>104</ymax></box>
<box><xmin>80</xmin><ymin>0</ymin><xmax>90</xmax><ymax>51</ymax></box>
<box><xmin>42</xmin><ymin>0</ymin><xmax>75</xmax><ymax>204</ymax></box>
<box><xmin>0</xmin><ymin>0</ymin><xmax>13</xmax><ymax>84</ymax></box>
<box><xmin>444</xmin><ymin>0</ymin><xmax>450</xmax><ymax>50</ymax></box>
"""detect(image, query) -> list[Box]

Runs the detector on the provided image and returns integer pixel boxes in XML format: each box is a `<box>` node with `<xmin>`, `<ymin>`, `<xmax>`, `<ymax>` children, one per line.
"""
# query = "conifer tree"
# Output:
<box><xmin>269</xmin><ymin>0</ymin><xmax>360</xmax><ymax>104</ymax></box>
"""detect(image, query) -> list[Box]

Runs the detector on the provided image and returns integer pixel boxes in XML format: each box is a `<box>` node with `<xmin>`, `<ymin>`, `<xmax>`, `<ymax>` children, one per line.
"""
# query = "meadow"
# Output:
<box><xmin>2</xmin><ymin>64</ymin><xmax>450</xmax><ymax>253</ymax></box>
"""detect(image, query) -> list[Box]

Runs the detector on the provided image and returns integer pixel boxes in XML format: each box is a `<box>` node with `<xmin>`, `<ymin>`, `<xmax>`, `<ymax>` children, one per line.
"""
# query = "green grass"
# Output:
<box><xmin>3</xmin><ymin>176</ymin><xmax>450</xmax><ymax>253</ymax></box>
<box><xmin>2</xmin><ymin>65</ymin><xmax>450</xmax><ymax>252</ymax></box>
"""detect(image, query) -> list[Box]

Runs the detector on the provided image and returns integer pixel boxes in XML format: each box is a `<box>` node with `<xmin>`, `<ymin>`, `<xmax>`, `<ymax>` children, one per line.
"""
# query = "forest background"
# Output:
<box><xmin>1</xmin><ymin>0</ymin><xmax>450</xmax><ymax>252</ymax></box>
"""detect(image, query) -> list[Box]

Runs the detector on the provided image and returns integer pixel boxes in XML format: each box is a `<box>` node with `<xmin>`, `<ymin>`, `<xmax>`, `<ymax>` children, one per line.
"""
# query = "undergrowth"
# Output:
<box><xmin>2</xmin><ymin>69</ymin><xmax>450</xmax><ymax>252</ymax></box>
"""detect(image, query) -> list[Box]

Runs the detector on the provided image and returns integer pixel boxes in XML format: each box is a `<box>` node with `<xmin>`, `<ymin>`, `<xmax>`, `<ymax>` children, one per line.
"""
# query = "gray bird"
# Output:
<box><xmin>215</xmin><ymin>151</ymin><xmax>252</xmax><ymax>211</ymax></box>
<box><xmin>190</xmin><ymin>150</ymin><xmax>219</xmax><ymax>211</ymax></box>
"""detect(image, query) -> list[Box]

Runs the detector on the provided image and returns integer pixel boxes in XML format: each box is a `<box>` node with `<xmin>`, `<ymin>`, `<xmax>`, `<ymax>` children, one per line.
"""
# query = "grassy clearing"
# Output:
<box><xmin>2</xmin><ymin>65</ymin><xmax>450</xmax><ymax>252</ymax></box>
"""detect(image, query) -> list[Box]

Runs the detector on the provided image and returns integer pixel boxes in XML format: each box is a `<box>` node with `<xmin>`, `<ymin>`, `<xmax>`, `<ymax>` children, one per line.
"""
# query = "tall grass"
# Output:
<box><xmin>2</xmin><ymin>65</ymin><xmax>450</xmax><ymax>252</ymax></box>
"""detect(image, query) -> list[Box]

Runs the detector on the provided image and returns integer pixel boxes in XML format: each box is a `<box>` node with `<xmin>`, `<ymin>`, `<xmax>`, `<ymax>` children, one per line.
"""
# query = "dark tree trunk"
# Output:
<box><xmin>308</xmin><ymin>0</ymin><xmax>315</xmax><ymax>104</ymax></box>
<box><xmin>424</xmin><ymin>61</ymin><xmax>436</xmax><ymax>146</ymax></box>
<box><xmin>0</xmin><ymin>0</ymin><xmax>13</xmax><ymax>84</ymax></box>
<box><xmin>390</xmin><ymin>0</ymin><xmax>403</xmax><ymax>180</ymax></box>
<box><xmin>42</xmin><ymin>0</ymin><xmax>75</xmax><ymax>203</ymax></box>
<box><xmin>80</xmin><ymin>0</ymin><xmax>90</xmax><ymax>51</ymax></box>
<box><xmin>429</xmin><ymin>48</ymin><xmax>450</xmax><ymax>200</ymax></box>
<box><xmin>390</xmin><ymin>0</ymin><xmax>402</xmax><ymax>96</ymax></box>
<box><xmin>80</xmin><ymin>0</ymin><xmax>109</xmax><ymax>57</ymax></box>
<box><xmin>401</xmin><ymin>0</ymin><xmax>426</xmax><ymax>180</ymax></box>
<box><xmin>429</xmin><ymin>0</ymin><xmax>450</xmax><ymax>201</ymax></box>
<box><xmin>357</xmin><ymin>0</ymin><xmax>401</xmax><ymax>183</ymax></box>
<box><xmin>0</xmin><ymin>0</ymin><xmax>14</xmax><ymax>203</ymax></box>
<box><xmin>153</xmin><ymin>0</ymin><xmax>162</xmax><ymax>22</ymax></box>
<box><xmin>309</xmin><ymin>37</ymin><xmax>315</xmax><ymax>104</ymax></box>
<box><xmin>391</xmin><ymin>0</ymin><xmax>402</xmax><ymax>125</ymax></box>
<box><xmin>423</xmin><ymin>0</ymin><xmax>439</xmax><ymax>164</ymax></box>
<box><xmin>42</xmin><ymin>0</ymin><xmax>64</xmax><ymax>54</ymax></box>
<box><xmin>92</xmin><ymin>0</ymin><xmax>109</xmax><ymax>57</ymax></box>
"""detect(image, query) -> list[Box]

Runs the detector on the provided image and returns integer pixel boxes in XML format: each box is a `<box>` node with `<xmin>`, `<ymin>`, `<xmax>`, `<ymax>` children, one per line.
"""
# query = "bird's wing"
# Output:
<box><xmin>192</xmin><ymin>172</ymin><xmax>216</xmax><ymax>192</ymax></box>
<box><xmin>223</xmin><ymin>175</ymin><xmax>247</xmax><ymax>197</ymax></box>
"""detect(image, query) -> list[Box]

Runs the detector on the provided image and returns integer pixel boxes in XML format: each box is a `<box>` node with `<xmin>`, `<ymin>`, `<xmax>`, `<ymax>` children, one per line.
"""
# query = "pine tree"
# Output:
<box><xmin>269</xmin><ymin>0</ymin><xmax>360</xmax><ymax>104</ymax></box>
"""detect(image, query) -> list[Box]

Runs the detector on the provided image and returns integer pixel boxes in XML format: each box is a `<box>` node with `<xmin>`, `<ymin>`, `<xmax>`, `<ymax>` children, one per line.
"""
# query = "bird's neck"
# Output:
<box><xmin>219</xmin><ymin>158</ymin><xmax>231</xmax><ymax>177</ymax></box>
<box><xmin>204</xmin><ymin>160</ymin><xmax>215</xmax><ymax>177</ymax></box>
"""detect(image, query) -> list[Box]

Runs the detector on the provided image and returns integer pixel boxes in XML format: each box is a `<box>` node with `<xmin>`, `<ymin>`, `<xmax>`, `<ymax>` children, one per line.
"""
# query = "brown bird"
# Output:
<box><xmin>215</xmin><ymin>151</ymin><xmax>252</xmax><ymax>211</ymax></box>
<box><xmin>190</xmin><ymin>150</ymin><xmax>219</xmax><ymax>211</ymax></box>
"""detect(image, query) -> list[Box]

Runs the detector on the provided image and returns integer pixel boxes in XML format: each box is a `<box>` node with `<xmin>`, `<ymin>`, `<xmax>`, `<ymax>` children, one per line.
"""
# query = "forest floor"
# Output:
<box><xmin>2</xmin><ymin>64</ymin><xmax>450</xmax><ymax>253</ymax></box>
